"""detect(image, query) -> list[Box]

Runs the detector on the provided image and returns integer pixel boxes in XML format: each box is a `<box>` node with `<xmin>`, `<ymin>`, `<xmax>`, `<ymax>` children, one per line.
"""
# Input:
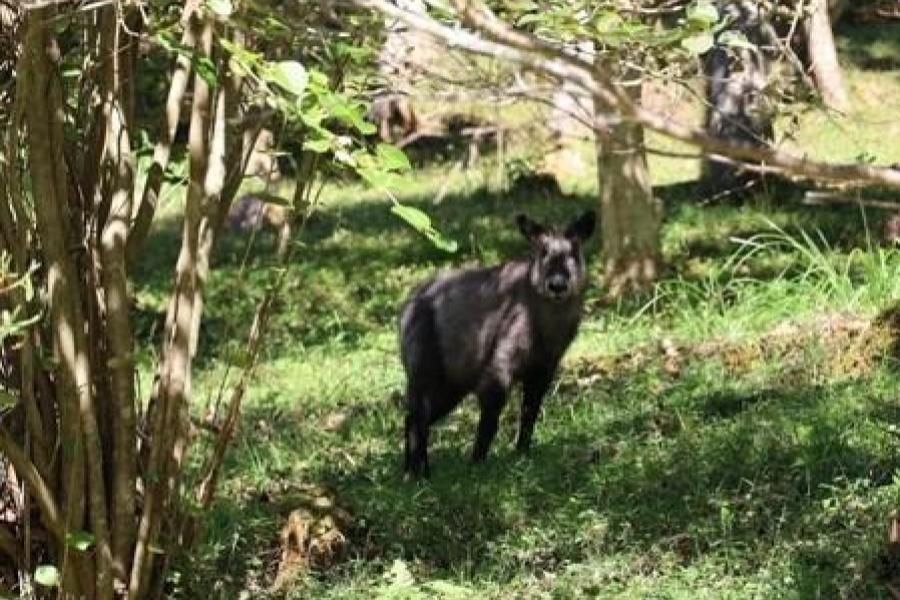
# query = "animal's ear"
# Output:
<box><xmin>516</xmin><ymin>214</ymin><xmax>546</xmax><ymax>243</ymax></box>
<box><xmin>565</xmin><ymin>210</ymin><xmax>596</xmax><ymax>242</ymax></box>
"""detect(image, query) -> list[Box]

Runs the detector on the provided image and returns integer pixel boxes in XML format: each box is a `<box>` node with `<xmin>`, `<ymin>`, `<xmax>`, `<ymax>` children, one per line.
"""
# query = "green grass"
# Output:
<box><xmin>130</xmin><ymin>22</ymin><xmax>900</xmax><ymax>600</ymax></box>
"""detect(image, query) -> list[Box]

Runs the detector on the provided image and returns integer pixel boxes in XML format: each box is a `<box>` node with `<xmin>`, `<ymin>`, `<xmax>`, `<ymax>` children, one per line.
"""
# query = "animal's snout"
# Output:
<box><xmin>547</xmin><ymin>275</ymin><xmax>568</xmax><ymax>296</ymax></box>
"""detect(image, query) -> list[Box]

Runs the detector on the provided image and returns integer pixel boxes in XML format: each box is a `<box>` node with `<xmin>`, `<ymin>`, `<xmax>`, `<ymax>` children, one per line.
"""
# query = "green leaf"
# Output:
<box><xmin>207</xmin><ymin>0</ymin><xmax>232</xmax><ymax>17</ymax></box>
<box><xmin>65</xmin><ymin>531</ymin><xmax>95</xmax><ymax>552</ymax></box>
<box><xmin>304</xmin><ymin>138</ymin><xmax>333</xmax><ymax>153</ymax></box>
<box><xmin>516</xmin><ymin>12</ymin><xmax>542</xmax><ymax>27</ymax></box>
<box><xmin>376</xmin><ymin>144</ymin><xmax>411</xmax><ymax>172</ymax></box>
<box><xmin>509</xmin><ymin>0</ymin><xmax>538</xmax><ymax>11</ymax></box>
<box><xmin>194</xmin><ymin>56</ymin><xmax>218</xmax><ymax>87</ymax></box>
<box><xmin>681</xmin><ymin>31</ymin><xmax>714</xmax><ymax>54</ymax></box>
<box><xmin>301</xmin><ymin>105</ymin><xmax>328</xmax><ymax>130</ymax></box>
<box><xmin>265</xmin><ymin>61</ymin><xmax>308</xmax><ymax>98</ymax></box>
<box><xmin>430</xmin><ymin>236</ymin><xmax>459</xmax><ymax>254</ymax></box>
<box><xmin>357</xmin><ymin>167</ymin><xmax>397</xmax><ymax>189</ymax></box>
<box><xmin>718</xmin><ymin>30</ymin><xmax>755</xmax><ymax>50</ymax></box>
<box><xmin>390</xmin><ymin>205</ymin><xmax>458</xmax><ymax>254</ymax></box>
<box><xmin>34</xmin><ymin>565</ymin><xmax>60</xmax><ymax>588</ymax></box>
<box><xmin>220</xmin><ymin>38</ymin><xmax>261</xmax><ymax>72</ymax></box>
<box><xmin>0</xmin><ymin>390</ymin><xmax>18</xmax><ymax>409</ymax></box>
<box><xmin>391</xmin><ymin>204</ymin><xmax>432</xmax><ymax>232</ymax></box>
<box><xmin>356</xmin><ymin>120</ymin><xmax>377</xmax><ymax>136</ymax></box>
<box><xmin>593</xmin><ymin>11</ymin><xmax>624</xmax><ymax>34</ymax></box>
<box><xmin>686</xmin><ymin>1</ymin><xmax>718</xmax><ymax>27</ymax></box>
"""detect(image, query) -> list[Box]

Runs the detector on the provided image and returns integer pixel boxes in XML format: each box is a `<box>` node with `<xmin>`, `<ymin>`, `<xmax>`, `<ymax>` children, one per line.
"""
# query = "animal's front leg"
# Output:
<box><xmin>472</xmin><ymin>379</ymin><xmax>508</xmax><ymax>462</ymax></box>
<box><xmin>517</xmin><ymin>368</ymin><xmax>554</xmax><ymax>452</ymax></box>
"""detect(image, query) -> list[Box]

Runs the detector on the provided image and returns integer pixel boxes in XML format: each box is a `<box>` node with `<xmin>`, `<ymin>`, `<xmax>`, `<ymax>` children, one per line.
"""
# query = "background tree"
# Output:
<box><xmin>806</xmin><ymin>0</ymin><xmax>849</xmax><ymax>110</ymax></box>
<box><xmin>701</xmin><ymin>0</ymin><xmax>776</xmax><ymax>191</ymax></box>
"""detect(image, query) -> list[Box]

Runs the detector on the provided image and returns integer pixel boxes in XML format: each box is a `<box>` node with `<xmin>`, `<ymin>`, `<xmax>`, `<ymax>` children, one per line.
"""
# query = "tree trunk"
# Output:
<box><xmin>96</xmin><ymin>5</ymin><xmax>138</xmax><ymax>586</ymax></box>
<box><xmin>829</xmin><ymin>0</ymin><xmax>850</xmax><ymax>24</ymax></box>
<box><xmin>129</xmin><ymin>12</ymin><xmax>214</xmax><ymax>598</ymax></box>
<box><xmin>807</xmin><ymin>0</ymin><xmax>849</xmax><ymax>111</ymax></box>
<box><xmin>372</xmin><ymin>0</ymin><xmax>431</xmax><ymax>142</ymax></box>
<box><xmin>544</xmin><ymin>40</ymin><xmax>594</xmax><ymax>178</ymax></box>
<box><xmin>701</xmin><ymin>0</ymin><xmax>775</xmax><ymax>192</ymax></box>
<box><xmin>21</xmin><ymin>8</ymin><xmax>113</xmax><ymax>597</ymax></box>
<box><xmin>595</xmin><ymin>77</ymin><xmax>661</xmax><ymax>298</ymax></box>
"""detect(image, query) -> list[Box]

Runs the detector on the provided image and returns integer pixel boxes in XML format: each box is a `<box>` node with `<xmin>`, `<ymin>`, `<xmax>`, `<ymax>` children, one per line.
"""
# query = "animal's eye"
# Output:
<box><xmin>539</xmin><ymin>247</ymin><xmax>549</xmax><ymax>259</ymax></box>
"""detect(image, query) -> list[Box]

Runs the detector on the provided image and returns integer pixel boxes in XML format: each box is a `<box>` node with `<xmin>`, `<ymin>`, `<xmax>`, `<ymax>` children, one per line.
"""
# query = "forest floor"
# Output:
<box><xmin>131</xmin><ymin>23</ymin><xmax>900</xmax><ymax>600</ymax></box>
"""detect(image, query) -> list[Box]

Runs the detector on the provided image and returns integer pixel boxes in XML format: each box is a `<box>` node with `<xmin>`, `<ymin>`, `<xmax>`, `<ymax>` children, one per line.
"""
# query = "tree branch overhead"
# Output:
<box><xmin>354</xmin><ymin>0</ymin><xmax>900</xmax><ymax>190</ymax></box>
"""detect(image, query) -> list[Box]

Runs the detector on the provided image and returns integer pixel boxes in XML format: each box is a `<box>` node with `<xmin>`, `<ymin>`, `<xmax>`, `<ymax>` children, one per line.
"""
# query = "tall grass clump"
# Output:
<box><xmin>623</xmin><ymin>220</ymin><xmax>900</xmax><ymax>345</ymax></box>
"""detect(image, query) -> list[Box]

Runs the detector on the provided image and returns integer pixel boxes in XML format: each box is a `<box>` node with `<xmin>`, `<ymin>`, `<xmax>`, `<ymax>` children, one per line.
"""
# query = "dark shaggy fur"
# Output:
<box><xmin>399</xmin><ymin>211</ymin><xmax>596</xmax><ymax>477</ymax></box>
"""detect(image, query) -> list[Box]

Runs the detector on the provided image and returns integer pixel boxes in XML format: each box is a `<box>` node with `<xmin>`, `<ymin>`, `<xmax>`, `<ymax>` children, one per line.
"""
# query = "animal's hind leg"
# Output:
<box><xmin>404</xmin><ymin>388</ymin><xmax>431</xmax><ymax>478</ymax></box>
<box><xmin>472</xmin><ymin>379</ymin><xmax>507</xmax><ymax>462</ymax></box>
<box><xmin>404</xmin><ymin>414</ymin><xmax>430</xmax><ymax>478</ymax></box>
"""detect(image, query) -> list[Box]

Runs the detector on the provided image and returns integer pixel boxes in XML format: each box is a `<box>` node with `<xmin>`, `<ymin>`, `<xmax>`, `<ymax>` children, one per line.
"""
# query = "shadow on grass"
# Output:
<box><xmin>837</xmin><ymin>22</ymin><xmax>900</xmax><ymax>71</ymax></box>
<box><xmin>186</xmin><ymin>364</ymin><xmax>900</xmax><ymax>597</ymax></box>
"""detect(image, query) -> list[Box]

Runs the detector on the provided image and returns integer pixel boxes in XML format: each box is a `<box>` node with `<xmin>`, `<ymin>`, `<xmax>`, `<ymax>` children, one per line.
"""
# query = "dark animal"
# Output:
<box><xmin>399</xmin><ymin>211</ymin><xmax>596</xmax><ymax>477</ymax></box>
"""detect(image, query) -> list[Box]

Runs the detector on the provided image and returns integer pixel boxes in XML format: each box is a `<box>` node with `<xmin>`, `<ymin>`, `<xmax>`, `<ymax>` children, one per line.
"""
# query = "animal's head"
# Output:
<box><xmin>517</xmin><ymin>210</ymin><xmax>596</xmax><ymax>301</ymax></box>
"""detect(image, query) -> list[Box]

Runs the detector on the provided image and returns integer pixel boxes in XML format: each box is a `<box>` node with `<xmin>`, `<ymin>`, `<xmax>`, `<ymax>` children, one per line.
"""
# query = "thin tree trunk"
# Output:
<box><xmin>126</xmin><ymin>0</ymin><xmax>200</xmax><ymax>266</ymax></box>
<box><xmin>97</xmin><ymin>5</ymin><xmax>138</xmax><ymax>587</ymax></box>
<box><xmin>189</xmin><ymin>77</ymin><xmax>229</xmax><ymax>359</ymax></box>
<box><xmin>807</xmin><ymin>0</ymin><xmax>849</xmax><ymax>111</ymax></box>
<box><xmin>595</xmin><ymin>78</ymin><xmax>660</xmax><ymax>298</ymax></box>
<box><xmin>129</xmin><ymin>13</ymin><xmax>212</xmax><ymax>599</ymax></box>
<box><xmin>189</xmin><ymin>153</ymin><xmax>320</xmax><ymax>546</ymax></box>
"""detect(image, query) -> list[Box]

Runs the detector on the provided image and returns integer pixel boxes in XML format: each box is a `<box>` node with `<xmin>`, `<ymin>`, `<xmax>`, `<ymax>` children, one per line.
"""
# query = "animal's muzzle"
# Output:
<box><xmin>547</xmin><ymin>275</ymin><xmax>569</xmax><ymax>296</ymax></box>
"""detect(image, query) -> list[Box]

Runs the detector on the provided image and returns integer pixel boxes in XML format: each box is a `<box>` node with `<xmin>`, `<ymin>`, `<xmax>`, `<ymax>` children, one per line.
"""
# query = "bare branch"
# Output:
<box><xmin>0</xmin><ymin>430</ymin><xmax>63</xmax><ymax>543</ymax></box>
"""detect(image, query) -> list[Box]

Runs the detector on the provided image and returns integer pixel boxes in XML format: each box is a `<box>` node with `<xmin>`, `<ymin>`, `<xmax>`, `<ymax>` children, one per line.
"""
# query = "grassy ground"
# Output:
<box><xmin>132</xmin><ymin>23</ymin><xmax>900</xmax><ymax>600</ymax></box>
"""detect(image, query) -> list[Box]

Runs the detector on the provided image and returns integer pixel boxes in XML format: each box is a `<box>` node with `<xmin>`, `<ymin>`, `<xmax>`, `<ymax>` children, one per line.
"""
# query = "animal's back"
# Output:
<box><xmin>400</xmin><ymin>262</ymin><xmax>530</xmax><ymax>391</ymax></box>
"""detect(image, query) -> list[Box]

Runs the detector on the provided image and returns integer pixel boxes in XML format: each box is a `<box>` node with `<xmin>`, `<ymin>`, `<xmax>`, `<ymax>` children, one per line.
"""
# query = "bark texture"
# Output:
<box><xmin>807</xmin><ymin>0</ymin><xmax>849</xmax><ymax>111</ymax></box>
<box><xmin>702</xmin><ymin>0</ymin><xmax>775</xmax><ymax>192</ymax></box>
<box><xmin>595</xmin><ymin>76</ymin><xmax>661</xmax><ymax>298</ymax></box>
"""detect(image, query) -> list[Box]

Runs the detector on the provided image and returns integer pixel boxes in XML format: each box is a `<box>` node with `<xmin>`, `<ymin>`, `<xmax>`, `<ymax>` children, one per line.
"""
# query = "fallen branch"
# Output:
<box><xmin>803</xmin><ymin>190</ymin><xmax>900</xmax><ymax>212</ymax></box>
